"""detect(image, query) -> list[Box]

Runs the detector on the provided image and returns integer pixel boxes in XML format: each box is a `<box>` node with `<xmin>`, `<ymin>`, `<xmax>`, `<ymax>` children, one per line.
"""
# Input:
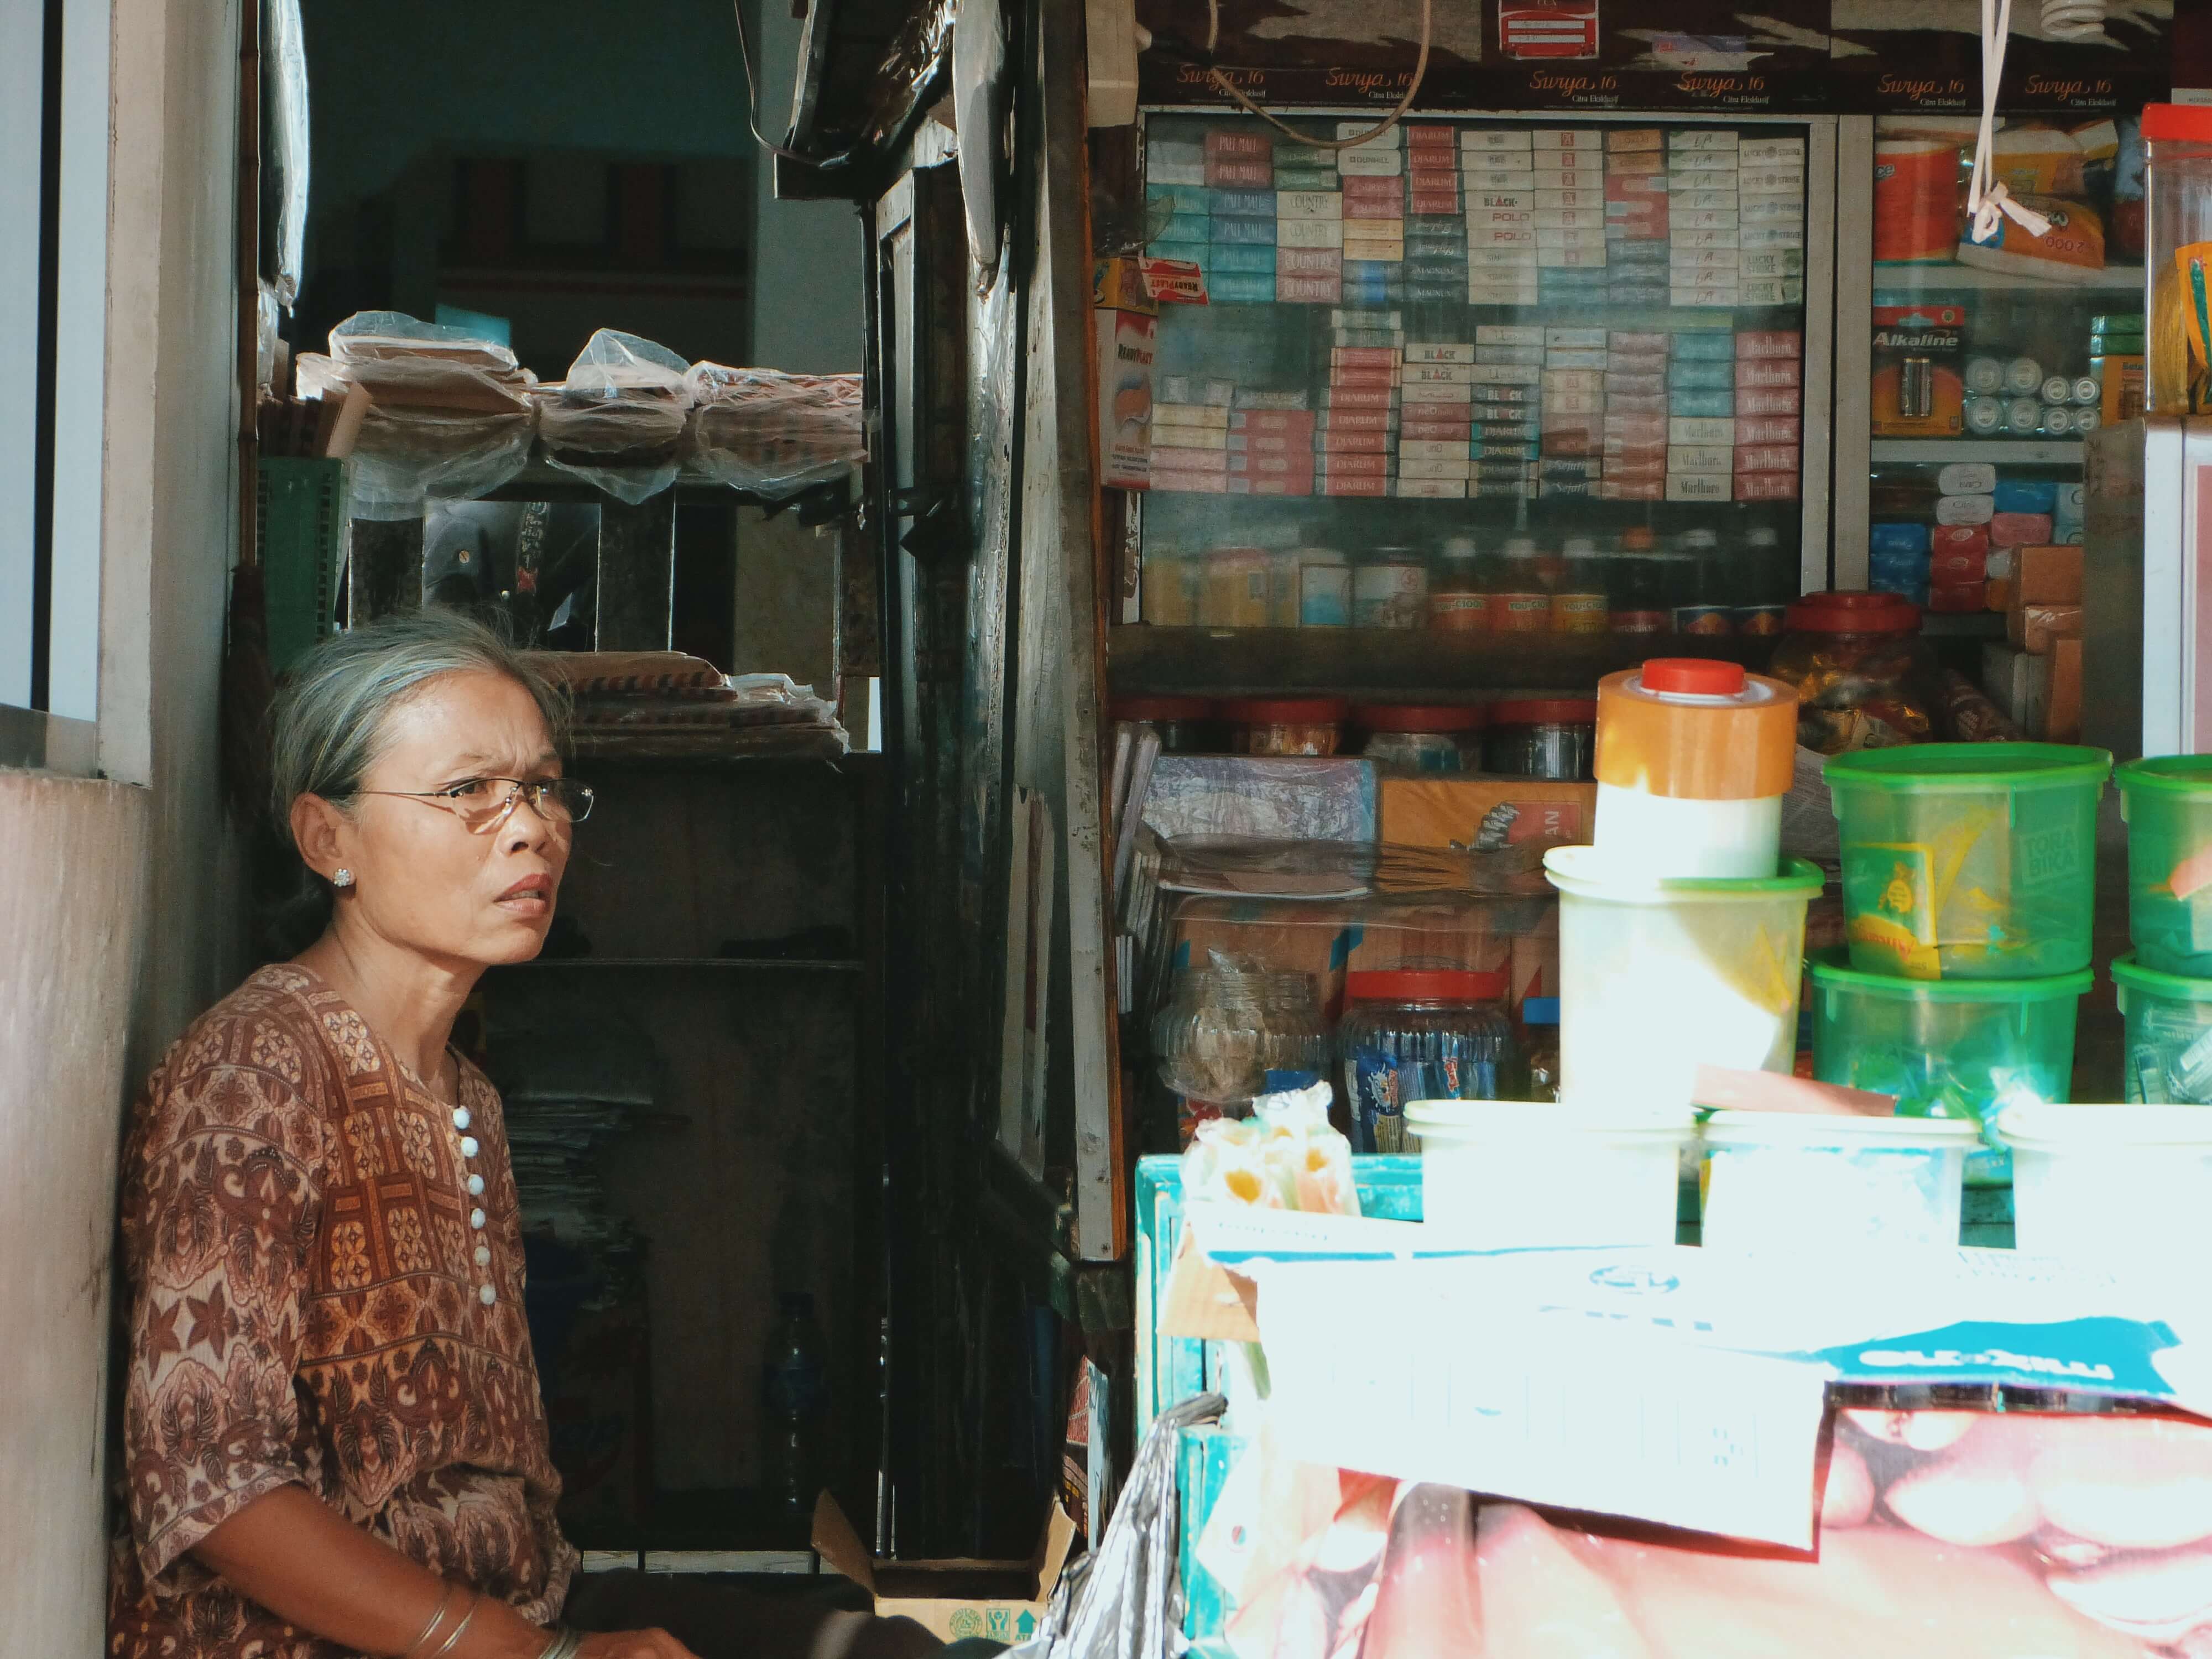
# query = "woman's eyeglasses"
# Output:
<box><xmin>355</xmin><ymin>778</ymin><xmax>597</xmax><ymax>835</ymax></box>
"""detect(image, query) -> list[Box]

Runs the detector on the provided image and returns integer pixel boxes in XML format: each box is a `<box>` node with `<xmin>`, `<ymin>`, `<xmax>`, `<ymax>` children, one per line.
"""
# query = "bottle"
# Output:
<box><xmin>1552</xmin><ymin>537</ymin><xmax>1609</xmax><ymax>634</ymax></box>
<box><xmin>1489</xmin><ymin>536</ymin><xmax>1552</xmax><ymax>633</ymax></box>
<box><xmin>761</xmin><ymin>1291</ymin><xmax>828</xmax><ymax>1545</ymax></box>
<box><xmin>1428</xmin><ymin>535</ymin><xmax>1489</xmax><ymax>631</ymax></box>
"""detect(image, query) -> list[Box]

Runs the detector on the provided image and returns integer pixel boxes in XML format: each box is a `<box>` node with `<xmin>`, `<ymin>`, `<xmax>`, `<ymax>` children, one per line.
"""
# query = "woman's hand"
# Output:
<box><xmin>575</xmin><ymin>1631</ymin><xmax>702</xmax><ymax>1659</ymax></box>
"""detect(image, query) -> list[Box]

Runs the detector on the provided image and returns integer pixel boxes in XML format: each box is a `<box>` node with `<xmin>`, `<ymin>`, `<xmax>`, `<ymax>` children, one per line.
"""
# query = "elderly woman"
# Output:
<box><xmin>108</xmin><ymin>612</ymin><xmax>935</xmax><ymax>1659</ymax></box>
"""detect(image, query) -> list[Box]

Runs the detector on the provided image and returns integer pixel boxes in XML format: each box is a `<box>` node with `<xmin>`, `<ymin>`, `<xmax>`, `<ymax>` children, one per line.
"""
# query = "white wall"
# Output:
<box><xmin>744</xmin><ymin>0</ymin><xmax>863</xmax><ymax>372</ymax></box>
<box><xmin>0</xmin><ymin>0</ymin><xmax>243</xmax><ymax>1651</ymax></box>
<box><xmin>0</xmin><ymin>773</ymin><xmax>152</xmax><ymax>1658</ymax></box>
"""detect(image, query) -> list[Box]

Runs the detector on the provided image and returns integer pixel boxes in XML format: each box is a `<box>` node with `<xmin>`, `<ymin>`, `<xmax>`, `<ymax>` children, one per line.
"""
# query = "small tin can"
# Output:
<box><xmin>1735</xmin><ymin>603</ymin><xmax>1787</xmax><ymax>637</ymax></box>
<box><xmin>1673</xmin><ymin>604</ymin><xmax>1735</xmax><ymax>636</ymax></box>
<box><xmin>1299</xmin><ymin>555</ymin><xmax>1352</xmax><ymax>627</ymax></box>
<box><xmin>2005</xmin><ymin>397</ymin><xmax>2043</xmax><ymax>432</ymax></box>
<box><xmin>2072</xmin><ymin>375</ymin><xmax>2100</xmax><ymax>406</ymax></box>
<box><xmin>1963</xmin><ymin>356</ymin><xmax>2005</xmax><ymax>395</ymax></box>
<box><xmin>1964</xmin><ymin>396</ymin><xmax>2005</xmax><ymax>435</ymax></box>
<box><xmin>1611</xmin><ymin>608</ymin><xmax>1669</xmax><ymax>634</ymax></box>
<box><xmin>2043</xmin><ymin>405</ymin><xmax>2076</xmax><ymax>436</ymax></box>
<box><xmin>2041</xmin><ymin>374</ymin><xmax>2073</xmax><ymax>406</ymax></box>
<box><xmin>1353</xmin><ymin>552</ymin><xmax>1427</xmax><ymax>629</ymax></box>
<box><xmin>2003</xmin><ymin>356</ymin><xmax>2043</xmax><ymax>395</ymax></box>
<box><xmin>2077</xmin><ymin>408</ymin><xmax>2102</xmax><ymax>432</ymax></box>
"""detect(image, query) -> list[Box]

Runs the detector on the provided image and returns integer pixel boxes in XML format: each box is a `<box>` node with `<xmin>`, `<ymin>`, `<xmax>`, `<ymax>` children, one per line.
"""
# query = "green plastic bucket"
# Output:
<box><xmin>1826</xmin><ymin>743</ymin><xmax>2110</xmax><ymax>980</ymax></box>
<box><xmin>1809</xmin><ymin>951</ymin><xmax>2091</xmax><ymax>1186</ymax></box>
<box><xmin>2116</xmin><ymin>757</ymin><xmax>2212</xmax><ymax>977</ymax></box>
<box><xmin>2111</xmin><ymin>952</ymin><xmax>2212</xmax><ymax>1104</ymax></box>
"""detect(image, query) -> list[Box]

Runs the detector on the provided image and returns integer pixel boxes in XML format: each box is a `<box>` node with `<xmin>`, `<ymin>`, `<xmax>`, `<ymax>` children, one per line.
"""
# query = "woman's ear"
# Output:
<box><xmin>289</xmin><ymin>793</ymin><xmax>353</xmax><ymax>886</ymax></box>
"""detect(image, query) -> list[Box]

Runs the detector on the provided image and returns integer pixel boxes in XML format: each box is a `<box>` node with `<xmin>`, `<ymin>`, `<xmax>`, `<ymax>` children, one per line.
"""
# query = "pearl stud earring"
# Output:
<box><xmin>333</xmin><ymin>869</ymin><xmax>355</xmax><ymax>889</ymax></box>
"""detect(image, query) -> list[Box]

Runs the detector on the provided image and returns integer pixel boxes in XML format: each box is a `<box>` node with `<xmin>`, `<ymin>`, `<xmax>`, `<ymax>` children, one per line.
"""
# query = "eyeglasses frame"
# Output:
<box><xmin>352</xmin><ymin>777</ymin><xmax>596</xmax><ymax>837</ymax></box>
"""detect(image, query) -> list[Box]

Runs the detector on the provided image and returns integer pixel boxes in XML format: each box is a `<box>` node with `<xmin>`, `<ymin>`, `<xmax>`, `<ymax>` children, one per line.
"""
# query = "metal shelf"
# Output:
<box><xmin>1870</xmin><ymin>440</ymin><xmax>2084</xmax><ymax>465</ymax></box>
<box><xmin>1871</xmin><ymin>262</ymin><xmax>2144</xmax><ymax>294</ymax></box>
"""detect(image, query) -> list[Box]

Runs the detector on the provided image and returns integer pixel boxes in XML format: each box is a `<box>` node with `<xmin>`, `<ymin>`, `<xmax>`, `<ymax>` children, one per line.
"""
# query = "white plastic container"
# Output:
<box><xmin>1590</xmin><ymin>659</ymin><xmax>1799</xmax><ymax>880</ymax></box>
<box><xmin>1406</xmin><ymin>1099</ymin><xmax>1695</xmax><ymax>1248</ymax></box>
<box><xmin>1700</xmin><ymin>1110</ymin><xmax>1979</xmax><ymax>1251</ymax></box>
<box><xmin>1545</xmin><ymin>846</ymin><xmax>1822</xmax><ymax>1112</ymax></box>
<box><xmin>1998</xmin><ymin>1103</ymin><xmax>2212</xmax><ymax>1262</ymax></box>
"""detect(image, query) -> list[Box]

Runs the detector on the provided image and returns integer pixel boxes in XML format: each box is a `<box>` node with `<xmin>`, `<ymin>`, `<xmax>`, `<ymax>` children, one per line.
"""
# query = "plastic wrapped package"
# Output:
<box><xmin>1154</xmin><ymin>959</ymin><xmax>1330</xmax><ymax>1123</ymax></box>
<box><xmin>1180</xmin><ymin>1082</ymin><xmax>1360</xmax><ymax>1215</ymax></box>
<box><xmin>1212</xmin><ymin>1411</ymin><xmax>2212</xmax><ymax>1657</ymax></box>
<box><xmin>684</xmin><ymin>363</ymin><xmax>865</xmax><ymax>497</ymax></box>
<box><xmin>1156</xmin><ymin>836</ymin><xmax>1553</xmax><ymax>901</ymax></box>
<box><xmin>302</xmin><ymin>312</ymin><xmax>538</xmax><ymax>519</ymax></box>
<box><xmin>1141</xmin><ymin>756</ymin><xmax>1379</xmax><ymax>846</ymax></box>
<box><xmin>535</xmin><ymin>330</ymin><xmax>694</xmax><ymax>504</ymax></box>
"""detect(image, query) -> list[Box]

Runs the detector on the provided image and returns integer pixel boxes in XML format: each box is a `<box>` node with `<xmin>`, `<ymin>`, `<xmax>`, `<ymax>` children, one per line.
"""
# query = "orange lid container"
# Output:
<box><xmin>1594</xmin><ymin>658</ymin><xmax>1799</xmax><ymax>802</ymax></box>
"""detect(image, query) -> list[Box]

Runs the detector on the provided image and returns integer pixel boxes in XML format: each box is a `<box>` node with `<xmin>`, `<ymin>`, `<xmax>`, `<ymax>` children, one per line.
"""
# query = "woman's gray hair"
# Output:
<box><xmin>268</xmin><ymin>608</ymin><xmax>570</xmax><ymax>852</ymax></box>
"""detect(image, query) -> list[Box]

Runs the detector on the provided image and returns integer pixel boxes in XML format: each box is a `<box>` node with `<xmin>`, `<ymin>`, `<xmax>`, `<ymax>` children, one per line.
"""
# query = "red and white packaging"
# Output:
<box><xmin>1322</xmin><ymin>387</ymin><xmax>1400</xmax><ymax>409</ymax></box>
<box><xmin>1930</xmin><ymin>544</ymin><xmax>1990</xmax><ymax>583</ymax></box>
<box><xmin>1149</xmin><ymin>468</ymin><xmax>1229</xmax><ymax>494</ymax></box>
<box><xmin>1231</xmin><ymin>410</ymin><xmax>1318</xmax><ymax>435</ymax></box>
<box><xmin>1733</xmin><ymin>415</ymin><xmax>1802</xmax><ymax>446</ymax></box>
<box><xmin>1204</xmin><ymin>160</ymin><xmax>1272</xmax><ymax>189</ymax></box>
<box><xmin>1735</xmin><ymin>358</ymin><xmax>1804</xmax><ymax>390</ymax></box>
<box><xmin>1990</xmin><ymin>512</ymin><xmax>2055</xmax><ymax>548</ymax></box>
<box><xmin>1731</xmin><ymin>444</ymin><xmax>1797</xmax><ymax>474</ymax></box>
<box><xmin>1603</xmin><ymin>479</ymin><xmax>1667</xmax><ymax>500</ymax></box>
<box><xmin>1606</xmin><ymin>393</ymin><xmax>1669</xmax><ymax>418</ymax></box>
<box><xmin>1205</xmin><ymin>131</ymin><xmax>1272</xmax><ymax>159</ymax></box>
<box><xmin>1317</xmin><ymin>429</ymin><xmax>1395</xmax><ymax>455</ymax></box>
<box><xmin>1736</xmin><ymin>387</ymin><xmax>1803</xmax><ymax>417</ymax></box>
<box><xmin>1926</xmin><ymin>580</ymin><xmax>1988</xmax><ymax>611</ymax></box>
<box><xmin>1734</xmin><ymin>329</ymin><xmax>1804</xmax><ymax>359</ymax></box>
<box><xmin>1931</xmin><ymin>523</ymin><xmax>1991</xmax><ymax>562</ymax></box>
<box><xmin>1228</xmin><ymin>450</ymin><xmax>1316</xmax><ymax>477</ymax></box>
<box><xmin>1229</xmin><ymin>476</ymin><xmax>1315</xmax><ymax>497</ymax></box>
<box><xmin>1323</xmin><ymin>475</ymin><xmax>1390</xmax><ymax>497</ymax></box>
<box><xmin>1402</xmin><ymin>420</ymin><xmax>1474</xmax><ymax>442</ymax></box>
<box><xmin>1733</xmin><ymin>471</ymin><xmax>1801</xmax><ymax>501</ymax></box>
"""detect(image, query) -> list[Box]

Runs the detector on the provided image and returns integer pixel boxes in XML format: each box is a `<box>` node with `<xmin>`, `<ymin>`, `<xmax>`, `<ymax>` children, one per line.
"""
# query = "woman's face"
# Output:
<box><xmin>317</xmin><ymin>670</ymin><xmax>572</xmax><ymax>969</ymax></box>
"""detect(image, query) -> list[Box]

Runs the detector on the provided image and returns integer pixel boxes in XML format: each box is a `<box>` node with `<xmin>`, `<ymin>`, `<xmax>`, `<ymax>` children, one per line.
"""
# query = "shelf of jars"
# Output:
<box><xmin>1105</xmin><ymin>625</ymin><xmax>1770</xmax><ymax>696</ymax></box>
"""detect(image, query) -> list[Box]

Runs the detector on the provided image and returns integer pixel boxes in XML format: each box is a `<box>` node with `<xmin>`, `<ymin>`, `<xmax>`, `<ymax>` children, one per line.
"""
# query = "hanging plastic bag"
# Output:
<box><xmin>537</xmin><ymin>329</ymin><xmax>694</xmax><ymax>504</ymax></box>
<box><xmin>1004</xmin><ymin>1392</ymin><xmax>1224</xmax><ymax>1659</ymax></box>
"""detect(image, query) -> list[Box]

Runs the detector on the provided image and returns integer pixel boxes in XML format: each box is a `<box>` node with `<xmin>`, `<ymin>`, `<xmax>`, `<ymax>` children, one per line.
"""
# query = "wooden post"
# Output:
<box><xmin>592</xmin><ymin>493</ymin><xmax>678</xmax><ymax>650</ymax></box>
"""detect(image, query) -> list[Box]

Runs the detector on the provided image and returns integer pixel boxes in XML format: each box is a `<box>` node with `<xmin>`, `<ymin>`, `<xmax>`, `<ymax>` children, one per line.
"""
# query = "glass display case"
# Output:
<box><xmin>1125</xmin><ymin>112</ymin><xmax>1835</xmax><ymax>654</ymax></box>
<box><xmin>1835</xmin><ymin>112</ymin><xmax>2148</xmax><ymax>609</ymax></box>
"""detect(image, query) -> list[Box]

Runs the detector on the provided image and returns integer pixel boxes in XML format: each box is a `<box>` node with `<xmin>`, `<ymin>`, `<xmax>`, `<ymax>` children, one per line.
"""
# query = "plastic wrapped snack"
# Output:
<box><xmin>535</xmin><ymin>330</ymin><xmax>695</xmax><ymax>504</ymax></box>
<box><xmin>302</xmin><ymin>311</ymin><xmax>537</xmax><ymax>519</ymax></box>
<box><xmin>683</xmin><ymin>363</ymin><xmax>864</xmax><ymax>497</ymax></box>
<box><xmin>1180</xmin><ymin>1082</ymin><xmax>1360</xmax><ymax>1217</ymax></box>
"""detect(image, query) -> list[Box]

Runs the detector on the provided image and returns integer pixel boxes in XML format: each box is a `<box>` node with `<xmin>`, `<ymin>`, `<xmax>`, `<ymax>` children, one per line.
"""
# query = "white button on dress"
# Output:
<box><xmin>467</xmin><ymin>1174</ymin><xmax>485</xmax><ymax>1196</ymax></box>
<box><xmin>452</xmin><ymin>1107</ymin><xmax>471</xmax><ymax>1131</ymax></box>
<box><xmin>479</xmin><ymin>1284</ymin><xmax>497</xmax><ymax>1307</ymax></box>
<box><xmin>470</xmin><ymin>1208</ymin><xmax>486</xmax><ymax>1230</ymax></box>
<box><xmin>474</xmin><ymin>1245</ymin><xmax>492</xmax><ymax>1267</ymax></box>
<box><xmin>460</xmin><ymin>1136</ymin><xmax>479</xmax><ymax>1159</ymax></box>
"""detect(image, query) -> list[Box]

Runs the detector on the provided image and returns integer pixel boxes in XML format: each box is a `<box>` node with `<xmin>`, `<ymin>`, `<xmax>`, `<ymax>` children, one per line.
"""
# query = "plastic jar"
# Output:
<box><xmin>2112</xmin><ymin>952</ymin><xmax>2212</xmax><ymax>1104</ymax></box>
<box><xmin>1768</xmin><ymin>589</ymin><xmax>1937</xmax><ymax>755</ymax></box>
<box><xmin>1591</xmin><ymin>659</ymin><xmax>1798</xmax><ymax>880</ymax></box>
<box><xmin>1489</xmin><ymin>538</ymin><xmax>1552</xmax><ymax>633</ymax></box>
<box><xmin>2117</xmin><ymin>755</ymin><xmax>2212</xmax><ymax>976</ymax></box>
<box><xmin>1338</xmin><ymin>969</ymin><xmax>1517</xmax><ymax>1155</ymax></box>
<box><xmin>1484</xmin><ymin>698</ymin><xmax>1598</xmax><ymax>781</ymax></box>
<box><xmin>1354</xmin><ymin>549</ymin><xmax>1427</xmax><ymax>629</ymax></box>
<box><xmin>1200</xmin><ymin>547</ymin><xmax>1272</xmax><ymax>628</ymax></box>
<box><xmin>1545</xmin><ymin>847</ymin><xmax>1823</xmax><ymax>1114</ymax></box>
<box><xmin>1998</xmin><ymin>1103</ymin><xmax>2212</xmax><ymax>1264</ymax></box>
<box><xmin>1825</xmin><ymin>742</ymin><xmax>2111</xmax><ymax>980</ymax></box>
<box><xmin>1220</xmin><ymin>696</ymin><xmax>1349</xmax><ymax>758</ymax></box>
<box><xmin>1108</xmin><ymin>695</ymin><xmax>1216</xmax><ymax>754</ymax></box>
<box><xmin>1701</xmin><ymin>1110</ymin><xmax>1979</xmax><ymax>1252</ymax></box>
<box><xmin>1428</xmin><ymin>536</ymin><xmax>1489</xmax><ymax>632</ymax></box>
<box><xmin>2142</xmin><ymin>103</ymin><xmax>2212</xmax><ymax>416</ymax></box>
<box><xmin>1407</xmin><ymin>1098</ymin><xmax>1693</xmax><ymax>1248</ymax></box>
<box><xmin>1155</xmin><ymin>967</ymin><xmax>1330</xmax><ymax>1124</ymax></box>
<box><xmin>1808</xmin><ymin>952</ymin><xmax>2092</xmax><ymax>1187</ymax></box>
<box><xmin>1296</xmin><ymin>549</ymin><xmax>1352</xmax><ymax>627</ymax></box>
<box><xmin>1355</xmin><ymin>704</ymin><xmax>1486</xmax><ymax>774</ymax></box>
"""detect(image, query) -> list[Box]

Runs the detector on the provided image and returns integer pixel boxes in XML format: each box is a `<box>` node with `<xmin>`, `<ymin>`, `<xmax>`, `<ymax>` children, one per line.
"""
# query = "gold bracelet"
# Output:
<box><xmin>403</xmin><ymin>1584</ymin><xmax>460</xmax><ymax>1659</ymax></box>
<box><xmin>425</xmin><ymin>1592</ymin><xmax>481</xmax><ymax>1659</ymax></box>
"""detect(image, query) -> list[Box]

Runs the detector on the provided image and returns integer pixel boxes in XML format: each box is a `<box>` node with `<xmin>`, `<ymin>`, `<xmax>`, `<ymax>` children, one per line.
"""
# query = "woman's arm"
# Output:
<box><xmin>195</xmin><ymin>1486</ymin><xmax>699</xmax><ymax>1659</ymax></box>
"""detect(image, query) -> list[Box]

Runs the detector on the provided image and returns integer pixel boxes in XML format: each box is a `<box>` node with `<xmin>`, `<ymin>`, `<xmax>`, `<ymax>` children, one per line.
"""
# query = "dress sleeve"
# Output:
<box><xmin>118</xmin><ymin>1042</ymin><xmax>329</xmax><ymax>1584</ymax></box>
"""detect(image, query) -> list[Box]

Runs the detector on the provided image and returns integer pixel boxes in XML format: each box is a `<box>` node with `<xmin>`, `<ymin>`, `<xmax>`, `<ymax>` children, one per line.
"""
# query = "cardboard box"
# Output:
<box><xmin>1094</xmin><ymin>309</ymin><xmax>1156</xmax><ymax>491</ymax></box>
<box><xmin>1168</xmin><ymin>898</ymin><xmax>1360</xmax><ymax>1019</ymax></box>
<box><xmin>2046</xmin><ymin>633</ymin><xmax>2083</xmax><ymax>742</ymax></box>
<box><xmin>1982</xmin><ymin>641</ymin><xmax>2033</xmax><ymax>724</ymax></box>
<box><xmin>1344</xmin><ymin>896</ymin><xmax>1516</xmax><ymax>977</ymax></box>
<box><xmin>2002</xmin><ymin>543</ymin><xmax>2085</xmax><ymax>605</ymax></box>
<box><xmin>1509</xmin><ymin>903</ymin><xmax>1559</xmax><ymax>1010</ymax></box>
<box><xmin>1380</xmin><ymin>775</ymin><xmax>1598</xmax><ymax>850</ymax></box>
<box><xmin>814</xmin><ymin>1494</ymin><xmax>1074</xmax><ymax>1646</ymax></box>
<box><xmin>2007</xmin><ymin>602</ymin><xmax>2084</xmax><ymax>655</ymax></box>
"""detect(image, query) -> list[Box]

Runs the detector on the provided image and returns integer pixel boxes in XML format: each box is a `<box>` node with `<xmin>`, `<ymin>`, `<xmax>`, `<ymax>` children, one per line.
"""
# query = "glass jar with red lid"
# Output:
<box><xmin>1353</xmin><ymin>703</ymin><xmax>1486</xmax><ymax>775</ymax></box>
<box><xmin>1219</xmin><ymin>696</ymin><xmax>1350</xmax><ymax>758</ymax></box>
<box><xmin>1338</xmin><ymin>968</ymin><xmax>1517</xmax><ymax>1154</ymax></box>
<box><xmin>1483</xmin><ymin>698</ymin><xmax>1599</xmax><ymax>781</ymax></box>
<box><xmin>1768</xmin><ymin>589</ymin><xmax>1938</xmax><ymax>754</ymax></box>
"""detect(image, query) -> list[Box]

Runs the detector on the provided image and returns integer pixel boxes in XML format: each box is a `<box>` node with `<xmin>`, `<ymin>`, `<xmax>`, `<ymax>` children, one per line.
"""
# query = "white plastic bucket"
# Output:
<box><xmin>1997</xmin><ymin>1103</ymin><xmax>2212</xmax><ymax>1262</ymax></box>
<box><xmin>1701</xmin><ymin>1110</ymin><xmax>1979</xmax><ymax>1251</ymax></box>
<box><xmin>1545</xmin><ymin>846</ymin><xmax>1822</xmax><ymax>1112</ymax></box>
<box><xmin>1593</xmin><ymin>784</ymin><xmax>1783</xmax><ymax>880</ymax></box>
<box><xmin>1407</xmin><ymin>1098</ymin><xmax>1695</xmax><ymax>1248</ymax></box>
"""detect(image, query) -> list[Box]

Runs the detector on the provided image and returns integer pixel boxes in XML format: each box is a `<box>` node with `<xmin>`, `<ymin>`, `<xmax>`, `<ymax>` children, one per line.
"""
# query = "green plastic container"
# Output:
<box><xmin>1809</xmin><ymin>952</ymin><xmax>2091</xmax><ymax>1186</ymax></box>
<box><xmin>1827</xmin><ymin>743</ymin><xmax>2111</xmax><ymax>980</ymax></box>
<box><xmin>2116</xmin><ymin>757</ymin><xmax>2212</xmax><ymax>977</ymax></box>
<box><xmin>2111</xmin><ymin>952</ymin><xmax>2212</xmax><ymax>1104</ymax></box>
